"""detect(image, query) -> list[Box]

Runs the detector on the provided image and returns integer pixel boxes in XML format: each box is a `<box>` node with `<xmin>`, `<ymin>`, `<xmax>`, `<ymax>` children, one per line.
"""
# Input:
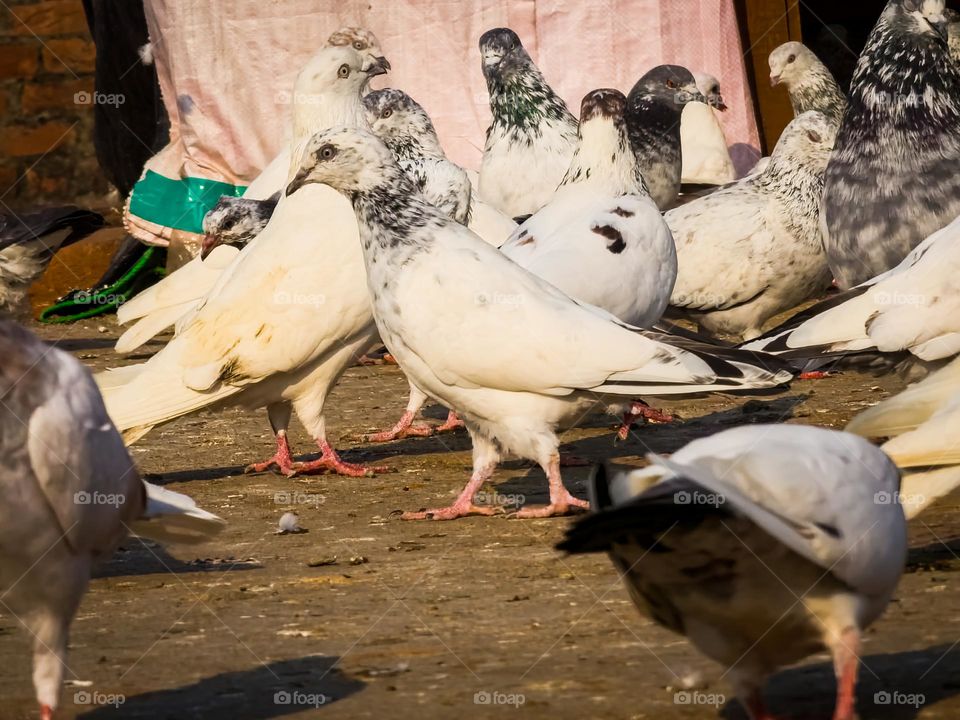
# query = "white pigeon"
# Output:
<box><xmin>680</xmin><ymin>73</ymin><xmax>737</xmax><ymax>185</ymax></box>
<box><xmin>743</xmin><ymin>212</ymin><xmax>960</xmax><ymax>377</ymax></box>
<box><xmin>667</xmin><ymin>112</ymin><xmax>837</xmax><ymax>341</ymax></box>
<box><xmin>114</xmin><ymin>28</ymin><xmax>388</xmax><ymax>354</ymax></box>
<box><xmin>362</xmin><ymin>87</ymin><xmax>516</xmax><ymax>246</ymax></box>
<box><xmin>848</xmin><ymin>355</ymin><xmax>960</xmax><ymax>518</ymax></box>
<box><xmin>0</xmin><ymin>320</ymin><xmax>223</xmax><ymax>720</ymax></box>
<box><xmin>558</xmin><ymin>424</ymin><xmax>906</xmax><ymax>720</ymax></box>
<box><xmin>97</xmin><ymin>46</ymin><xmax>387</xmax><ymax>478</ymax></box>
<box><xmin>768</xmin><ymin>41</ymin><xmax>847</xmax><ymax>124</ymax></box>
<box><xmin>477</xmin><ymin>28</ymin><xmax>579</xmax><ymax>219</ymax></box>
<box><xmin>285</xmin><ymin>127</ymin><xmax>793</xmax><ymax>520</ymax></box>
<box><xmin>500</xmin><ymin>88</ymin><xmax>676</xmax><ymax>328</ymax></box>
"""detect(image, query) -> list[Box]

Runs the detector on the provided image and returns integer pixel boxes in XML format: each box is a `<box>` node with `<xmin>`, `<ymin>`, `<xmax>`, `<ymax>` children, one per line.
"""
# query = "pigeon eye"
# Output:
<box><xmin>318</xmin><ymin>144</ymin><xmax>338</xmax><ymax>161</ymax></box>
<box><xmin>806</xmin><ymin>130</ymin><xmax>822</xmax><ymax>143</ymax></box>
<box><xmin>353</xmin><ymin>40</ymin><xmax>364</xmax><ymax>50</ymax></box>
<box><xmin>787</xmin><ymin>54</ymin><xmax>796</xmax><ymax>64</ymax></box>
<box><xmin>666</xmin><ymin>79</ymin><xmax>677</xmax><ymax>89</ymax></box>
<box><xmin>382</xmin><ymin>108</ymin><xmax>393</xmax><ymax>119</ymax></box>
<box><xmin>338</xmin><ymin>64</ymin><xmax>350</xmax><ymax>78</ymax></box>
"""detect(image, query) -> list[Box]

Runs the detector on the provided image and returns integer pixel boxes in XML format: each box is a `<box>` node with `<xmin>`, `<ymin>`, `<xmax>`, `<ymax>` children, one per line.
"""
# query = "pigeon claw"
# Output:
<box><xmin>363</xmin><ymin>422</ymin><xmax>435</xmax><ymax>443</ymax></box>
<box><xmin>798</xmin><ymin>370</ymin><xmax>833</xmax><ymax>380</ymax></box>
<box><xmin>617</xmin><ymin>400</ymin><xmax>675</xmax><ymax>440</ymax></box>
<box><xmin>512</xmin><ymin>498</ymin><xmax>590</xmax><ymax>519</ymax></box>
<box><xmin>401</xmin><ymin>503</ymin><xmax>499</xmax><ymax>521</ymax></box>
<box><xmin>434</xmin><ymin>410</ymin><xmax>466</xmax><ymax>433</ymax></box>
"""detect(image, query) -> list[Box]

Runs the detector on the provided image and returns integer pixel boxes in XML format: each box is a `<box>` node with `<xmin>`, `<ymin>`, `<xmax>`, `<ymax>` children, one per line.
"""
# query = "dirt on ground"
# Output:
<box><xmin>2</xmin><ymin>318</ymin><xmax>959</xmax><ymax>720</ymax></box>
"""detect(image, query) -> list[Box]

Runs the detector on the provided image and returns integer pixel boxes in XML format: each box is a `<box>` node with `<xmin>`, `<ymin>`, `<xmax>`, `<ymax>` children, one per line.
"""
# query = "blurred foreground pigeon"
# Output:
<box><xmin>679</xmin><ymin>73</ymin><xmax>736</xmax><ymax>185</ymax></box>
<box><xmin>0</xmin><ymin>207</ymin><xmax>103</xmax><ymax>316</ymax></box>
<box><xmin>848</xmin><ymin>356</ymin><xmax>960</xmax><ymax>518</ymax></box>
<box><xmin>822</xmin><ymin>0</ymin><xmax>960</xmax><ymax>288</ymax></box>
<box><xmin>99</xmin><ymin>46</ymin><xmax>389</xmax><ymax>478</ymax></box>
<box><xmin>0</xmin><ymin>320</ymin><xmax>222</xmax><ymax>720</ymax></box>
<box><xmin>626</xmin><ymin>65</ymin><xmax>704</xmax><ymax>210</ymax></box>
<box><xmin>744</xmin><ymin>213</ymin><xmax>960</xmax><ymax>378</ymax></box>
<box><xmin>667</xmin><ymin>112</ymin><xmax>837</xmax><ymax>340</ymax></box>
<box><xmin>285</xmin><ymin>127</ymin><xmax>792</xmax><ymax>519</ymax></box>
<box><xmin>478</xmin><ymin>28</ymin><xmax>578</xmax><ymax>218</ymax></box>
<box><xmin>768</xmin><ymin>41</ymin><xmax>847</xmax><ymax>124</ymax></box>
<box><xmin>558</xmin><ymin>424</ymin><xmax>906</xmax><ymax>720</ymax></box>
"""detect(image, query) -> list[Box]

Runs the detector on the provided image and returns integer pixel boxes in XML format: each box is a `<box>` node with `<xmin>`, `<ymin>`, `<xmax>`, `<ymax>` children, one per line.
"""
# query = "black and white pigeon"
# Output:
<box><xmin>0</xmin><ymin>320</ymin><xmax>223</xmax><ymax>720</ymax></box>
<box><xmin>477</xmin><ymin>28</ymin><xmax>579</xmax><ymax>219</ymax></box>
<box><xmin>821</xmin><ymin>0</ymin><xmax>960</xmax><ymax>289</ymax></box>
<box><xmin>558</xmin><ymin>424</ymin><xmax>906</xmax><ymax>720</ymax></box>
<box><xmin>625</xmin><ymin>65</ymin><xmax>705</xmax><ymax>210</ymax></box>
<box><xmin>768</xmin><ymin>41</ymin><xmax>848</xmax><ymax>125</ymax></box>
<box><xmin>500</xmin><ymin>88</ymin><xmax>676</xmax><ymax>328</ymax></box>
<box><xmin>667</xmin><ymin>111</ymin><xmax>837</xmax><ymax>341</ymax></box>
<box><xmin>286</xmin><ymin>127</ymin><xmax>792</xmax><ymax>520</ymax></box>
<box><xmin>0</xmin><ymin>207</ymin><xmax>103</xmax><ymax>316</ymax></box>
<box><xmin>199</xmin><ymin>193</ymin><xmax>280</xmax><ymax>259</ymax></box>
<box><xmin>743</xmin><ymin>212</ymin><xmax>960</xmax><ymax>378</ymax></box>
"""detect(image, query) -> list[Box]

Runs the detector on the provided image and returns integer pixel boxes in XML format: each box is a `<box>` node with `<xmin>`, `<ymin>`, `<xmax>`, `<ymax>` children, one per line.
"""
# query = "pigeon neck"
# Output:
<box><xmin>350</xmin><ymin>172</ymin><xmax>443</xmax><ymax>254</ymax></box>
<box><xmin>487</xmin><ymin>65</ymin><xmax>574</xmax><ymax>133</ymax></box>
<box><xmin>560</xmin><ymin>118</ymin><xmax>647</xmax><ymax>195</ymax></box>
<box><xmin>626</xmin><ymin>98</ymin><xmax>682</xmax><ymax>160</ymax></box>
<box><xmin>788</xmin><ymin>64</ymin><xmax>847</xmax><ymax>123</ymax></box>
<box><xmin>384</xmin><ymin>126</ymin><xmax>446</xmax><ymax>163</ymax></box>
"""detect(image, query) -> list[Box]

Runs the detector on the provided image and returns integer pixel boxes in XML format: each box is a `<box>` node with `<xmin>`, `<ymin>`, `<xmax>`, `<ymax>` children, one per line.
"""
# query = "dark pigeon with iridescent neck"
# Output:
<box><xmin>625</xmin><ymin>65</ymin><xmax>704</xmax><ymax>210</ymax></box>
<box><xmin>477</xmin><ymin>28</ymin><xmax>578</xmax><ymax>218</ymax></box>
<box><xmin>822</xmin><ymin>0</ymin><xmax>960</xmax><ymax>289</ymax></box>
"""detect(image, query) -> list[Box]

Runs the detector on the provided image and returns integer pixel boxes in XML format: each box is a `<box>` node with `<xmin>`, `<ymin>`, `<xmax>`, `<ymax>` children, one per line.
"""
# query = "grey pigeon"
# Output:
<box><xmin>0</xmin><ymin>207</ymin><xmax>103</xmax><ymax>316</ymax></box>
<box><xmin>667</xmin><ymin>112</ymin><xmax>837</xmax><ymax>340</ymax></box>
<box><xmin>285</xmin><ymin>127</ymin><xmax>792</xmax><ymax>520</ymax></box>
<box><xmin>768</xmin><ymin>41</ymin><xmax>847</xmax><ymax>124</ymax></box>
<box><xmin>478</xmin><ymin>28</ymin><xmax>579</xmax><ymax>218</ymax></box>
<box><xmin>558</xmin><ymin>424</ymin><xmax>906</xmax><ymax>720</ymax></box>
<box><xmin>822</xmin><ymin>0</ymin><xmax>960</xmax><ymax>289</ymax></box>
<box><xmin>199</xmin><ymin>193</ymin><xmax>279</xmax><ymax>259</ymax></box>
<box><xmin>0</xmin><ymin>320</ymin><xmax>222</xmax><ymax>720</ymax></box>
<box><xmin>625</xmin><ymin>65</ymin><xmax>705</xmax><ymax>210</ymax></box>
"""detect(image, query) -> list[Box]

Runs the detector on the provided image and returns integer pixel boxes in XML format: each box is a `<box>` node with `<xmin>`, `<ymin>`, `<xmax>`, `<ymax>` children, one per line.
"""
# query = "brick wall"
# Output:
<box><xmin>0</xmin><ymin>0</ymin><xmax>111</xmax><ymax>210</ymax></box>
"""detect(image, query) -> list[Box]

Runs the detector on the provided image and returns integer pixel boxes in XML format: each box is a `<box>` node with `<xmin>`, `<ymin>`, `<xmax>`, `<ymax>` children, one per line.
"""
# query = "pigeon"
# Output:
<box><xmin>667</xmin><ymin>111</ymin><xmax>837</xmax><ymax>341</ymax></box>
<box><xmin>199</xmin><ymin>192</ymin><xmax>280</xmax><ymax>259</ymax></box>
<box><xmin>500</xmin><ymin>88</ymin><xmax>676</xmax><ymax>328</ymax></box>
<box><xmin>558</xmin><ymin>424</ymin><xmax>906</xmax><ymax>720</ymax></box>
<box><xmin>626</xmin><ymin>65</ymin><xmax>705</xmax><ymax>210</ymax></box>
<box><xmin>362</xmin><ymin>87</ymin><xmax>517</xmax><ymax>247</ymax></box>
<box><xmin>743</xmin><ymin>212</ymin><xmax>960</xmax><ymax>377</ymax></box>
<box><xmin>0</xmin><ymin>207</ymin><xmax>103</xmax><ymax>316</ymax></box>
<box><xmin>680</xmin><ymin>73</ymin><xmax>737</xmax><ymax>186</ymax></box>
<box><xmin>113</xmin><ymin>28</ymin><xmax>389</xmax><ymax>353</ymax></box>
<box><xmin>821</xmin><ymin>0</ymin><xmax>960</xmax><ymax>289</ymax></box>
<box><xmin>768</xmin><ymin>41</ymin><xmax>847</xmax><ymax>125</ymax></box>
<box><xmin>116</xmin><ymin>33</ymin><xmax>390</xmax><ymax>354</ymax></box>
<box><xmin>477</xmin><ymin>28</ymin><xmax>579</xmax><ymax>219</ymax></box>
<box><xmin>285</xmin><ymin>126</ymin><xmax>793</xmax><ymax>519</ymax></box>
<box><xmin>98</xmin><ymin>46</ymin><xmax>388</xmax><ymax>478</ymax></box>
<box><xmin>848</xmin><ymin>356</ymin><xmax>960</xmax><ymax>519</ymax></box>
<box><xmin>0</xmin><ymin>320</ymin><xmax>223</xmax><ymax>720</ymax></box>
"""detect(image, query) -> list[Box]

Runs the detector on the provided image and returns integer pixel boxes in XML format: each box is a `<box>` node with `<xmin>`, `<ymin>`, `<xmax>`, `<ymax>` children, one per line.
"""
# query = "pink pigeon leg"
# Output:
<box><xmin>617</xmin><ymin>399</ymin><xmax>675</xmax><ymax>441</ymax></box>
<box><xmin>831</xmin><ymin>627</ymin><xmax>861</xmax><ymax>720</ymax></box>
<box><xmin>245</xmin><ymin>402</ymin><xmax>297</xmax><ymax>476</ymax></box>
<box><xmin>514</xmin><ymin>453</ymin><xmax>590</xmax><ymax>519</ymax></box>
<box><xmin>290</xmin><ymin>438</ymin><xmax>389</xmax><ymax>477</ymax></box>
<box><xmin>363</xmin><ymin>383</ymin><xmax>435</xmax><ymax>442</ymax></box>
<box><xmin>403</xmin><ymin>434</ymin><xmax>500</xmax><ymax>520</ymax></box>
<box><xmin>799</xmin><ymin>370</ymin><xmax>832</xmax><ymax>380</ymax></box>
<box><xmin>434</xmin><ymin>409</ymin><xmax>465</xmax><ymax>433</ymax></box>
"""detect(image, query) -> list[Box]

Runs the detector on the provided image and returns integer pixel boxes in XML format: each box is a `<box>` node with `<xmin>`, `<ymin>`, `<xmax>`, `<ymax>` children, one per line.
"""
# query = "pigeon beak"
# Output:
<box><xmin>770</xmin><ymin>74</ymin><xmax>781</xmax><ymax>87</ymax></box>
<box><xmin>367</xmin><ymin>56</ymin><xmax>390</xmax><ymax>77</ymax></box>
<box><xmin>285</xmin><ymin>170</ymin><xmax>310</xmax><ymax>197</ymax></box>
<box><xmin>715</xmin><ymin>99</ymin><xmax>729</xmax><ymax>112</ymax></box>
<box><xmin>199</xmin><ymin>233</ymin><xmax>221</xmax><ymax>260</ymax></box>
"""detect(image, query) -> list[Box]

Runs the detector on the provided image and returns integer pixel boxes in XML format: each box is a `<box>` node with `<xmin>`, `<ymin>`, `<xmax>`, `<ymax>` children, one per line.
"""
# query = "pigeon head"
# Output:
<box><xmin>886</xmin><ymin>0</ymin><xmax>949</xmax><ymax>41</ymax></box>
<box><xmin>693</xmin><ymin>72</ymin><xmax>727</xmax><ymax>111</ymax></box>
<box><xmin>560</xmin><ymin>89</ymin><xmax>647</xmax><ymax>195</ymax></box>
<box><xmin>362</xmin><ymin>88</ymin><xmax>442</xmax><ymax>156</ymax></box>
<box><xmin>287</xmin><ymin>126</ymin><xmax>399</xmax><ymax>197</ymax></box>
<box><xmin>479</xmin><ymin>28</ymin><xmax>524</xmax><ymax>78</ymax></box>
<box><xmin>326</xmin><ymin>26</ymin><xmax>391</xmax><ymax>74</ymax></box>
<box><xmin>200</xmin><ymin>195</ymin><xmax>278</xmax><ymax>259</ymax></box>
<box><xmin>767</xmin><ymin>111</ymin><xmax>838</xmax><ymax>172</ymax></box>
<box><xmin>627</xmin><ymin>65</ymin><xmax>704</xmax><ymax>114</ymax></box>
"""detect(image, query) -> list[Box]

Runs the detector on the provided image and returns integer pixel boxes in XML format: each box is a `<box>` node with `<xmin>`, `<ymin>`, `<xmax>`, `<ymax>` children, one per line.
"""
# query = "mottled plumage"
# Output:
<box><xmin>478</xmin><ymin>28</ymin><xmax>579</xmax><ymax>218</ymax></box>
<box><xmin>626</xmin><ymin>65</ymin><xmax>704</xmax><ymax>210</ymax></box>
<box><xmin>200</xmin><ymin>193</ymin><xmax>279</xmax><ymax>258</ymax></box>
<box><xmin>822</xmin><ymin>0</ymin><xmax>960</xmax><ymax>289</ymax></box>
<box><xmin>286</xmin><ymin>127</ymin><xmax>792</xmax><ymax>520</ymax></box>
<box><xmin>668</xmin><ymin>112</ymin><xmax>837</xmax><ymax>340</ymax></box>
<box><xmin>769</xmin><ymin>41</ymin><xmax>847</xmax><ymax>124</ymax></box>
<box><xmin>559</xmin><ymin>424</ymin><xmax>906</xmax><ymax>720</ymax></box>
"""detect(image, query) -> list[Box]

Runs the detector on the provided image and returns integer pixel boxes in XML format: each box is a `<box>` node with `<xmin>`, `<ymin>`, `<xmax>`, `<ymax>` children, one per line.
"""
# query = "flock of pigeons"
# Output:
<box><xmin>4</xmin><ymin>1</ymin><xmax>960</xmax><ymax>718</ymax></box>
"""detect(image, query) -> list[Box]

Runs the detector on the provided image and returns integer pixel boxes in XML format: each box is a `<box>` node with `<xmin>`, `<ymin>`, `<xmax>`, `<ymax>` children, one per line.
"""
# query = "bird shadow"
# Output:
<box><xmin>718</xmin><ymin>644</ymin><xmax>960</xmax><ymax>720</ymax></box>
<box><xmin>94</xmin><ymin>539</ymin><xmax>263</xmax><ymax>579</ymax></box>
<box><xmin>46</xmin><ymin>337</ymin><xmax>118</xmax><ymax>351</ymax></box>
<box><xmin>77</xmin><ymin>654</ymin><xmax>364</xmax><ymax>719</ymax></box>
